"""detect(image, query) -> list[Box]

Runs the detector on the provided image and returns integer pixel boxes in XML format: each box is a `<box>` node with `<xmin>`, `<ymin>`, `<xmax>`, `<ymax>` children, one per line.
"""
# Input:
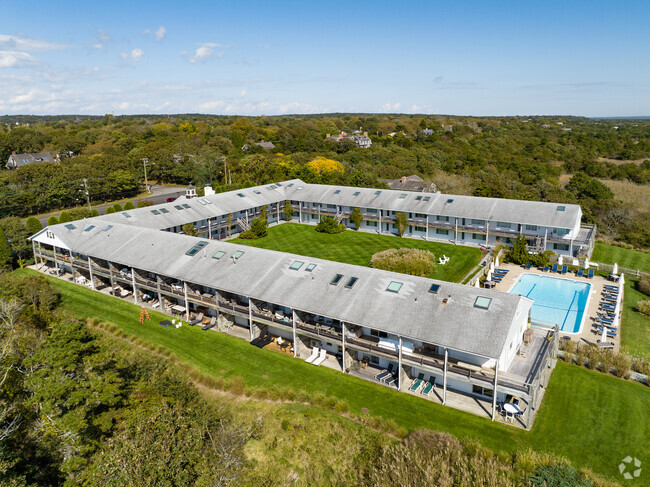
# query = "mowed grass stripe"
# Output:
<box><xmin>231</xmin><ymin>223</ymin><xmax>483</xmax><ymax>282</ymax></box>
<box><xmin>592</xmin><ymin>243</ymin><xmax>650</xmax><ymax>275</ymax></box>
<box><xmin>20</xmin><ymin>269</ymin><xmax>650</xmax><ymax>482</ymax></box>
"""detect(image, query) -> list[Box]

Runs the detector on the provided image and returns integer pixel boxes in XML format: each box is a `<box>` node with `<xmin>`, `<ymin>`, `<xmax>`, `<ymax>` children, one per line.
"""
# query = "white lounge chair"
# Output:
<box><xmin>305</xmin><ymin>347</ymin><xmax>320</xmax><ymax>364</ymax></box>
<box><xmin>312</xmin><ymin>349</ymin><xmax>327</xmax><ymax>366</ymax></box>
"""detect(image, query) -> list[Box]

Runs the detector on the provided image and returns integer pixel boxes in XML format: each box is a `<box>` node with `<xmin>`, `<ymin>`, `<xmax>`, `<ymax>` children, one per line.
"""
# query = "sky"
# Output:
<box><xmin>0</xmin><ymin>0</ymin><xmax>648</xmax><ymax>117</ymax></box>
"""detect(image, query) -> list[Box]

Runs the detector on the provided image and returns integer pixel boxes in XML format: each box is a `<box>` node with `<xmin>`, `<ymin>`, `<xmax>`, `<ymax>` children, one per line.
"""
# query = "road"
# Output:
<box><xmin>38</xmin><ymin>184</ymin><xmax>186</xmax><ymax>226</ymax></box>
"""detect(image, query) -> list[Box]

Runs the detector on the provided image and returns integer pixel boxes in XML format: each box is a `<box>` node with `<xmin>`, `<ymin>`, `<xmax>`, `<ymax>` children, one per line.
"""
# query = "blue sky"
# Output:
<box><xmin>0</xmin><ymin>0</ymin><xmax>648</xmax><ymax>116</ymax></box>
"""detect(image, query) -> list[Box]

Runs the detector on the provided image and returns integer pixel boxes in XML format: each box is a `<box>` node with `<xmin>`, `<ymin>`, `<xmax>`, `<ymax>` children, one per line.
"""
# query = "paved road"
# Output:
<box><xmin>38</xmin><ymin>184</ymin><xmax>186</xmax><ymax>226</ymax></box>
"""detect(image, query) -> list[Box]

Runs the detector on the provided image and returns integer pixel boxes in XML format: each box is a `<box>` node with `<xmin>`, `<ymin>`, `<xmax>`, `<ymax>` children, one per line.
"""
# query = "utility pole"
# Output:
<box><xmin>82</xmin><ymin>178</ymin><xmax>91</xmax><ymax>210</ymax></box>
<box><xmin>142</xmin><ymin>158</ymin><xmax>152</xmax><ymax>193</ymax></box>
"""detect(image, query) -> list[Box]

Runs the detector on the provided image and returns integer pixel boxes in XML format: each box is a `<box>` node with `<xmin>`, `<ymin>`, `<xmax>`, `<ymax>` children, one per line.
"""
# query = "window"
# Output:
<box><xmin>554</xmin><ymin>228</ymin><xmax>570</xmax><ymax>235</ymax></box>
<box><xmin>289</xmin><ymin>260</ymin><xmax>304</xmax><ymax>270</ymax></box>
<box><xmin>374</xmin><ymin>190</ymin><xmax>382</xmax><ymax>195</ymax></box>
<box><xmin>101</xmin><ymin>225</ymin><xmax>113</xmax><ymax>232</ymax></box>
<box><xmin>64</xmin><ymin>223</ymin><xmax>76</xmax><ymax>230</ymax></box>
<box><xmin>84</xmin><ymin>225</ymin><xmax>95</xmax><ymax>232</ymax></box>
<box><xmin>151</xmin><ymin>209</ymin><xmax>161</xmax><ymax>215</ymax></box>
<box><xmin>367</xmin><ymin>221</ymin><xmax>377</xmax><ymax>227</ymax></box>
<box><xmin>330</xmin><ymin>274</ymin><xmax>344</xmax><ymax>285</ymax></box>
<box><xmin>474</xmin><ymin>296</ymin><xmax>492</xmax><ymax>309</ymax></box>
<box><xmin>525</xmin><ymin>225</ymin><xmax>538</xmax><ymax>231</ymax></box>
<box><xmin>182</xmin><ymin>203</ymin><xmax>191</xmax><ymax>209</ymax></box>
<box><xmin>122</xmin><ymin>212</ymin><xmax>131</xmax><ymax>218</ymax></box>
<box><xmin>415</xmin><ymin>226</ymin><xmax>426</xmax><ymax>232</ymax></box>
<box><xmin>471</xmin><ymin>219</ymin><xmax>485</xmax><ymax>225</ymax></box>
<box><xmin>423</xmin><ymin>196</ymin><xmax>431</xmax><ymax>201</ymax></box>
<box><xmin>334</xmin><ymin>189</ymin><xmax>341</xmax><ymax>194</ymax></box>
<box><xmin>353</xmin><ymin>191</ymin><xmax>360</xmax><ymax>196</ymax></box>
<box><xmin>305</xmin><ymin>263</ymin><xmax>316</xmax><ymax>272</ymax></box>
<box><xmin>345</xmin><ymin>277</ymin><xmax>359</xmax><ymax>289</ymax></box>
<box><xmin>399</xmin><ymin>193</ymin><xmax>407</xmax><ymax>199</ymax></box>
<box><xmin>237</xmin><ymin>193</ymin><xmax>245</xmax><ymax>198</ymax></box>
<box><xmin>557</xmin><ymin>205</ymin><xmax>566</xmax><ymax>211</ymax></box>
<box><xmin>46</xmin><ymin>231</ymin><xmax>54</xmax><ymax>238</ymax></box>
<box><xmin>496</xmin><ymin>221</ymin><xmax>511</xmax><ymax>228</ymax></box>
<box><xmin>232</xmin><ymin>250</ymin><xmax>245</xmax><ymax>260</ymax></box>
<box><xmin>472</xmin><ymin>233</ymin><xmax>486</xmax><ymax>241</ymax></box>
<box><xmin>212</xmin><ymin>251</ymin><xmax>226</xmax><ymax>260</ymax></box>
<box><xmin>553</xmin><ymin>243</ymin><xmax>569</xmax><ymax>251</ymax></box>
<box><xmin>429</xmin><ymin>283</ymin><xmax>440</xmax><ymax>294</ymax></box>
<box><xmin>254</xmin><ymin>190</ymin><xmax>261</xmax><ymax>194</ymax></box>
<box><xmin>415</xmin><ymin>195</ymin><xmax>422</xmax><ymax>201</ymax></box>
<box><xmin>160</xmin><ymin>208</ymin><xmax>170</xmax><ymax>214</ymax></box>
<box><xmin>370</xmin><ymin>328</ymin><xmax>388</xmax><ymax>338</ymax></box>
<box><xmin>386</xmin><ymin>281</ymin><xmax>403</xmax><ymax>293</ymax></box>
<box><xmin>472</xmin><ymin>385</ymin><xmax>493</xmax><ymax>397</ymax></box>
<box><xmin>174</xmin><ymin>205</ymin><xmax>184</xmax><ymax>210</ymax></box>
<box><xmin>436</xmin><ymin>229</ymin><xmax>449</xmax><ymax>235</ymax></box>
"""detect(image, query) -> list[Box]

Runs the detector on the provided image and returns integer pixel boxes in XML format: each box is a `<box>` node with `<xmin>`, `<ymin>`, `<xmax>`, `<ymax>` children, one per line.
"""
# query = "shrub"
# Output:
<box><xmin>238</xmin><ymin>229</ymin><xmax>257</xmax><ymax>239</ymax></box>
<box><xmin>227</xmin><ymin>376</ymin><xmax>246</xmax><ymax>395</ymax></box>
<box><xmin>295</xmin><ymin>389</ymin><xmax>311</xmax><ymax>403</ymax></box>
<box><xmin>58</xmin><ymin>211</ymin><xmax>71</xmax><ymax>223</ymax></box>
<box><xmin>631</xmin><ymin>358</ymin><xmax>650</xmax><ymax>376</ymax></box>
<box><xmin>612</xmin><ymin>353</ymin><xmax>632</xmax><ymax>378</ymax></box>
<box><xmin>350</xmin><ymin>207</ymin><xmax>363</xmax><ymax>230</ymax></box>
<box><xmin>370</xmin><ymin>248</ymin><xmax>436</xmax><ymax>276</ymax></box>
<box><xmin>323</xmin><ymin>395</ymin><xmax>338</xmax><ymax>410</ymax></box>
<box><xmin>636</xmin><ymin>300</ymin><xmax>650</xmax><ymax>317</ymax></box>
<box><xmin>136</xmin><ymin>199</ymin><xmax>154</xmax><ymax>208</ymax></box>
<box><xmin>334</xmin><ymin>399</ymin><xmax>349</xmax><ymax>414</ymax></box>
<box><xmin>315</xmin><ymin>216</ymin><xmax>346</xmax><ymax>234</ymax></box>
<box><xmin>280</xmin><ymin>419</ymin><xmax>292</xmax><ymax>431</ymax></box>
<box><xmin>123</xmin><ymin>201</ymin><xmax>134</xmax><ymax>210</ymax></box>
<box><xmin>281</xmin><ymin>387</ymin><xmax>296</xmax><ymax>402</ymax></box>
<box><xmin>90</xmin><ymin>209</ymin><xmax>100</xmax><ymax>217</ymax></box>
<box><xmin>112</xmin><ymin>203</ymin><xmax>123</xmax><ymax>212</ymax></box>
<box><xmin>637</xmin><ymin>278</ymin><xmax>650</xmax><ymax>296</ymax></box>
<box><xmin>252</xmin><ymin>387</ymin><xmax>270</xmax><ymax>400</ymax></box>
<box><xmin>25</xmin><ymin>216</ymin><xmax>42</xmax><ymax>234</ymax></box>
<box><xmin>530</xmin><ymin>464</ymin><xmax>592</xmax><ymax>487</ymax></box>
<box><xmin>395</xmin><ymin>212</ymin><xmax>408</xmax><ymax>237</ymax></box>
<box><xmin>283</xmin><ymin>201</ymin><xmax>293</xmax><ymax>221</ymax></box>
<box><xmin>87</xmin><ymin>317</ymin><xmax>100</xmax><ymax>327</ymax></box>
<box><xmin>104</xmin><ymin>207</ymin><xmax>115</xmax><ymax>215</ymax></box>
<box><xmin>47</xmin><ymin>215</ymin><xmax>59</xmax><ymax>226</ymax></box>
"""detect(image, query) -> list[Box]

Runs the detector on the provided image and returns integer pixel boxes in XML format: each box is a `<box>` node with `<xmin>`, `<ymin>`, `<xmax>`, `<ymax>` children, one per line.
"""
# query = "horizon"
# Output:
<box><xmin>1</xmin><ymin>0</ymin><xmax>648</xmax><ymax>117</ymax></box>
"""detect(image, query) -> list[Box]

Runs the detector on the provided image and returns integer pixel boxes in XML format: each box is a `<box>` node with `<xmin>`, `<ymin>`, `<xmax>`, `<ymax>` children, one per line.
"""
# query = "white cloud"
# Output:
<box><xmin>240</xmin><ymin>89</ymin><xmax>247</xmax><ymax>96</ymax></box>
<box><xmin>182</xmin><ymin>43</ymin><xmax>225</xmax><ymax>63</ymax></box>
<box><xmin>142</xmin><ymin>29</ymin><xmax>151</xmax><ymax>35</ymax></box>
<box><xmin>381</xmin><ymin>103</ymin><xmax>402</xmax><ymax>112</ymax></box>
<box><xmin>155</xmin><ymin>26</ymin><xmax>167</xmax><ymax>41</ymax></box>
<box><xmin>0</xmin><ymin>50</ymin><xmax>38</xmax><ymax>68</ymax></box>
<box><xmin>93</xmin><ymin>29</ymin><xmax>110</xmax><ymax>49</ymax></box>
<box><xmin>121</xmin><ymin>48</ymin><xmax>144</xmax><ymax>61</ymax></box>
<box><xmin>197</xmin><ymin>99</ymin><xmax>329</xmax><ymax>115</ymax></box>
<box><xmin>0</xmin><ymin>34</ymin><xmax>71</xmax><ymax>52</ymax></box>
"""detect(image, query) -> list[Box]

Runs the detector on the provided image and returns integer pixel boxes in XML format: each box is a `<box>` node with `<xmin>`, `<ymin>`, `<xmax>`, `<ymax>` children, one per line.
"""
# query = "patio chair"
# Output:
<box><xmin>525</xmin><ymin>264</ymin><xmax>532</xmax><ymax>270</ymax></box>
<box><xmin>202</xmin><ymin>316</ymin><xmax>216</xmax><ymax>331</ymax></box>
<box><xmin>551</xmin><ymin>264</ymin><xmax>558</xmax><ymax>273</ymax></box>
<box><xmin>576</xmin><ymin>268</ymin><xmax>584</xmax><ymax>277</ymax></box>
<box><xmin>597</xmin><ymin>313</ymin><xmax>614</xmax><ymax>324</ymax></box>
<box><xmin>383</xmin><ymin>374</ymin><xmax>397</xmax><ymax>386</ymax></box>
<box><xmin>604</xmin><ymin>284</ymin><xmax>619</xmax><ymax>290</ymax></box>
<box><xmin>421</xmin><ymin>377</ymin><xmax>436</xmax><ymax>397</ymax></box>
<box><xmin>305</xmin><ymin>347</ymin><xmax>320</xmax><ymax>364</ymax></box>
<box><xmin>189</xmin><ymin>312</ymin><xmax>204</xmax><ymax>325</ymax></box>
<box><xmin>587</xmin><ymin>269</ymin><xmax>594</xmax><ymax>278</ymax></box>
<box><xmin>561</xmin><ymin>265</ymin><xmax>568</xmax><ymax>274</ymax></box>
<box><xmin>596</xmin><ymin>327</ymin><xmax>617</xmax><ymax>338</ymax></box>
<box><xmin>409</xmin><ymin>373</ymin><xmax>425</xmax><ymax>392</ymax></box>
<box><xmin>542</xmin><ymin>266</ymin><xmax>550</xmax><ymax>272</ymax></box>
<box><xmin>516</xmin><ymin>405</ymin><xmax>527</xmax><ymax>417</ymax></box>
<box><xmin>494</xmin><ymin>268</ymin><xmax>508</xmax><ymax>275</ymax></box>
<box><xmin>375</xmin><ymin>364</ymin><xmax>394</xmax><ymax>382</ymax></box>
<box><xmin>313</xmin><ymin>349</ymin><xmax>328</xmax><ymax>366</ymax></box>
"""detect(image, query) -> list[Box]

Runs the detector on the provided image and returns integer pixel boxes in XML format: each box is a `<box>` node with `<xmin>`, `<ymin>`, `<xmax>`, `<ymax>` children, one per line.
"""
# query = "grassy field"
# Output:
<box><xmin>601</xmin><ymin>179</ymin><xmax>650</xmax><ymax>214</ymax></box>
<box><xmin>18</xmin><ymin>269</ymin><xmax>650</xmax><ymax>482</ymax></box>
<box><xmin>621</xmin><ymin>278</ymin><xmax>650</xmax><ymax>360</ymax></box>
<box><xmin>592</xmin><ymin>243</ymin><xmax>650</xmax><ymax>275</ymax></box>
<box><xmin>230</xmin><ymin>223</ymin><xmax>483</xmax><ymax>283</ymax></box>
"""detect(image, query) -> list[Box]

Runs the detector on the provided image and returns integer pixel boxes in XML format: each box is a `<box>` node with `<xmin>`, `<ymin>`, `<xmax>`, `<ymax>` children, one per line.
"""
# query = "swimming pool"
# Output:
<box><xmin>509</xmin><ymin>273</ymin><xmax>592</xmax><ymax>334</ymax></box>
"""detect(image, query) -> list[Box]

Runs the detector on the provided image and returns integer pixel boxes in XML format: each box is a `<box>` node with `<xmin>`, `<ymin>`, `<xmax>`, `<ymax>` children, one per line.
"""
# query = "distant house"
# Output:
<box><xmin>379</xmin><ymin>175</ymin><xmax>436</xmax><ymax>193</ymax></box>
<box><xmin>441</xmin><ymin>124</ymin><xmax>453</xmax><ymax>132</ymax></box>
<box><xmin>420</xmin><ymin>128</ymin><xmax>434</xmax><ymax>136</ymax></box>
<box><xmin>326</xmin><ymin>132</ymin><xmax>372</xmax><ymax>149</ymax></box>
<box><xmin>242</xmin><ymin>141</ymin><xmax>276</xmax><ymax>152</ymax></box>
<box><xmin>541</xmin><ymin>124</ymin><xmax>550</xmax><ymax>128</ymax></box>
<box><xmin>5</xmin><ymin>151</ymin><xmax>57</xmax><ymax>169</ymax></box>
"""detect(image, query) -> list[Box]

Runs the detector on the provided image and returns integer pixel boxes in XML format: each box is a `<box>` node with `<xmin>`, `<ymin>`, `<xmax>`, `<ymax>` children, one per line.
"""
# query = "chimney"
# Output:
<box><xmin>401</xmin><ymin>176</ymin><xmax>407</xmax><ymax>183</ymax></box>
<box><xmin>326</xmin><ymin>133</ymin><xmax>330</xmax><ymax>138</ymax></box>
<box><xmin>12</xmin><ymin>151</ymin><xmax>16</xmax><ymax>155</ymax></box>
<box><xmin>363</xmin><ymin>131</ymin><xmax>368</xmax><ymax>136</ymax></box>
<box><xmin>204</xmin><ymin>184</ymin><xmax>215</xmax><ymax>196</ymax></box>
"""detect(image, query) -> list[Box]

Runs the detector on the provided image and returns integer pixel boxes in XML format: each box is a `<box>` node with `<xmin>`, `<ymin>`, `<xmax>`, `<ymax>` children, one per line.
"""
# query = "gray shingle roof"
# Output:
<box><xmin>35</xmin><ymin>222</ymin><xmax>529</xmax><ymax>359</ymax></box>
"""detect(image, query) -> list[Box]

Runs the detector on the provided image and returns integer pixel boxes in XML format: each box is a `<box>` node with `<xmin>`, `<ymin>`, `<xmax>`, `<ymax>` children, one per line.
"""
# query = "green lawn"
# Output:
<box><xmin>19</xmin><ymin>269</ymin><xmax>650</xmax><ymax>482</ymax></box>
<box><xmin>592</xmin><ymin>243</ymin><xmax>650</xmax><ymax>275</ymax></box>
<box><xmin>230</xmin><ymin>223</ymin><xmax>483</xmax><ymax>283</ymax></box>
<box><xmin>621</xmin><ymin>278</ymin><xmax>650</xmax><ymax>360</ymax></box>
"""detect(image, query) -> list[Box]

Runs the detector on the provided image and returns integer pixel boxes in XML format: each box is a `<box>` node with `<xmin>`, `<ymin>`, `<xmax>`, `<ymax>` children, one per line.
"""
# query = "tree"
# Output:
<box><xmin>508</xmin><ymin>234</ymin><xmax>529</xmax><ymax>265</ymax></box>
<box><xmin>350</xmin><ymin>207</ymin><xmax>363</xmax><ymax>230</ymax></box>
<box><xmin>47</xmin><ymin>216</ymin><xmax>59</xmax><ymax>226</ymax></box>
<box><xmin>123</xmin><ymin>201</ymin><xmax>134</xmax><ymax>211</ymax></box>
<box><xmin>25</xmin><ymin>216</ymin><xmax>42</xmax><ymax>235</ymax></box>
<box><xmin>182</xmin><ymin>223</ymin><xmax>198</xmax><ymax>237</ymax></box>
<box><xmin>136</xmin><ymin>200</ymin><xmax>154</xmax><ymax>208</ymax></box>
<box><xmin>0</xmin><ymin>227</ymin><xmax>12</xmax><ymax>269</ymax></box>
<box><xmin>284</xmin><ymin>201</ymin><xmax>294</xmax><ymax>221</ymax></box>
<box><xmin>226</xmin><ymin>213</ymin><xmax>233</xmax><ymax>237</ymax></box>
<box><xmin>250</xmin><ymin>207</ymin><xmax>268</xmax><ymax>238</ymax></box>
<box><xmin>90</xmin><ymin>209</ymin><xmax>100</xmax><ymax>217</ymax></box>
<box><xmin>307</xmin><ymin>156</ymin><xmax>344</xmax><ymax>175</ymax></box>
<box><xmin>315</xmin><ymin>216</ymin><xmax>346</xmax><ymax>234</ymax></box>
<box><xmin>58</xmin><ymin>211</ymin><xmax>71</xmax><ymax>223</ymax></box>
<box><xmin>566</xmin><ymin>172</ymin><xmax>613</xmax><ymax>201</ymax></box>
<box><xmin>112</xmin><ymin>203</ymin><xmax>123</xmax><ymax>212</ymax></box>
<box><xmin>395</xmin><ymin>212</ymin><xmax>408</xmax><ymax>237</ymax></box>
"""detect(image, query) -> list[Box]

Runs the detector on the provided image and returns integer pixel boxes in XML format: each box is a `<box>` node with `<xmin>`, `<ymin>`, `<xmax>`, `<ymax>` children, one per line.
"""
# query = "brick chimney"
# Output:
<box><xmin>326</xmin><ymin>134</ymin><xmax>330</xmax><ymax>138</ymax></box>
<box><xmin>12</xmin><ymin>151</ymin><xmax>16</xmax><ymax>155</ymax></box>
<box><xmin>363</xmin><ymin>131</ymin><xmax>368</xmax><ymax>136</ymax></box>
<box><xmin>401</xmin><ymin>176</ymin><xmax>407</xmax><ymax>183</ymax></box>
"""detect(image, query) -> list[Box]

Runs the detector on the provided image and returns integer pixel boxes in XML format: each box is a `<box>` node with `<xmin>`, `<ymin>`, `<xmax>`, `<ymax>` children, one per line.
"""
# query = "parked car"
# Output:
<box><xmin>166</xmin><ymin>197</ymin><xmax>176</xmax><ymax>203</ymax></box>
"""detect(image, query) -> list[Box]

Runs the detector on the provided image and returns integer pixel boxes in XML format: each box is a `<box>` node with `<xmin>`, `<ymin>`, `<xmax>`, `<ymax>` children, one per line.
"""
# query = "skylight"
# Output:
<box><xmin>160</xmin><ymin>208</ymin><xmax>170</xmax><ymax>214</ymax></box>
<box><xmin>289</xmin><ymin>260</ymin><xmax>304</xmax><ymax>270</ymax></box>
<box><xmin>399</xmin><ymin>193</ymin><xmax>407</xmax><ymax>199</ymax></box>
<box><xmin>557</xmin><ymin>206</ymin><xmax>566</xmax><ymax>211</ymax></box>
<box><xmin>182</xmin><ymin>203</ymin><xmax>190</xmax><ymax>209</ymax></box>
<box><xmin>353</xmin><ymin>191</ymin><xmax>360</xmax><ymax>196</ymax></box>
<box><xmin>212</xmin><ymin>251</ymin><xmax>226</xmax><ymax>260</ymax></box>
<box><xmin>297</xmin><ymin>186</ymin><xmax>303</xmax><ymax>190</ymax></box>
<box><xmin>415</xmin><ymin>195</ymin><xmax>422</xmax><ymax>201</ymax></box>
<box><xmin>386</xmin><ymin>281</ymin><xmax>403</xmax><ymax>293</ymax></box>
<box><xmin>185</xmin><ymin>241</ymin><xmax>209</xmax><ymax>256</ymax></box>
<box><xmin>305</xmin><ymin>263</ymin><xmax>316</xmax><ymax>272</ymax></box>
<box><xmin>287</xmin><ymin>183</ymin><xmax>294</xmax><ymax>187</ymax></box>
<box><xmin>375</xmin><ymin>190</ymin><xmax>382</xmax><ymax>195</ymax></box>
<box><xmin>334</xmin><ymin>189</ymin><xmax>341</xmax><ymax>194</ymax></box>
<box><xmin>174</xmin><ymin>205</ymin><xmax>183</xmax><ymax>210</ymax></box>
<box><xmin>423</xmin><ymin>196</ymin><xmax>431</xmax><ymax>202</ymax></box>
<box><xmin>198</xmin><ymin>199</ymin><xmax>207</xmax><ymax>205</ymax></box>
<box><xmin>330</xmin><ymin>274</ymin><xmax>343</xmax><ymax>285</ymax></box>
<box><xmin>64</xmin><ymin>223</ymin><xmax>76</xmax><ymax>230</ymax></box>
<box><xmin>84</xmin><ymin>225</ymin><xmax>95</xmax><ymax>232</ymax></box>
<box><xmin>237</xmin><ymin>193</ymin><xmax>245</xmax><ymax>198</ymax></box>
<box><xmin>101</xmin><ymin>225</ymin><xmax>113</xmax><ymax>232</ymax></box>
<box><xmin>345</xmin><ymin>277</ymin><xmax>359</xmax><ymax>289</ymax></box>
<box><xmin>254</xmin><ymin>190</ymin><xmax>261</xmax><ymax>194</ymax></box>
<box><xmin>232</xmin><ymin>250</ymin><xmax>244</xmax><ymax>260</ymax></box>
<box><xmin>474</xmin><ymin>296</ymin><xmax>492</xmax><ymax>309</ymax></box>
<box><xmin>429</xmin><ymin>284</ymin><xmax>441</xmax><ymax>294</ymax></box>
<box><xmin>122</xmin><ymin>212</ymin><xmax>131</xmax><ymax>218</ymax></box>
<box><xmin>447</xmin><ymin>198</ymin><xmax>454</xmax><ymax>203</ymax></box>
<box><xmin>151</xmin><ymin>209</ymin><xmax>161</xmax><ymax>215</ymax></box>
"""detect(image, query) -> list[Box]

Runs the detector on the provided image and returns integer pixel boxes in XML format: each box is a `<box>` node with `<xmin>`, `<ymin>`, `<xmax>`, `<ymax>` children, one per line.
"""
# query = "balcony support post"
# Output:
<box><xmin>108</xmin><ymin>261</ymin><xmax>115</xmax><ymax>296</ymax></box>
<box><xmin>131</xmin><ymin>268</ymin><xmax>138</xmax><ymax>305</ymax></box>
<box><xmin>292</xmin><ymin>310</ymin><xmax>297</xmax><ymax>358</ymax></box>
<box><xmin>88</xmin><ymin>257</ymin><xmax>95</xmax><ymax>290</ymax></box>
<box><xmin>425</xmin><ymin>215</ymin><xmax>429</xmax><ymax>241</ymax></box>
<box><xmin>156</xmin><ymin>275</ymin><xmax>163</xmax><ymax>311</ymax></box>
<box><xmin>397</xmin><ymin>336</ymin><xmax>403</xmax><ymax>391</ymax></box>
<box><xmin>183</xmin><ymin>282</ymin><xmax>190</xmax><ymax>321</ymax></box>
<box><xmin>69</xmin><ymin>249</ymin><xmax>77</xmax><ymax>281</ymax></box>
<box><xmin>454</xmin><ymin>219</ymin><xmax>458</xmax><ymax>244</ymax></box>
<box><xmin>544</xmin><ymin>227</ymin><xmax>548</xmax><ymax>252</ymax></box>
<box><xmin>443</xmin><ymin>348</ymin><xmax>448</xmax><ymax>405</ymax></box>
<box><xmin>491</xmin><ymin>359</ymin><xmax>499</xmax><ymax>421</ymax></box>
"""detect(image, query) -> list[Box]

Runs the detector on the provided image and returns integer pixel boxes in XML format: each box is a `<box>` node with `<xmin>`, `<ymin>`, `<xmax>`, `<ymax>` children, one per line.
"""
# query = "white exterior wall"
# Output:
<box><xmin>498</xmin><ymin>298</ymin><xmax>532</xmax><ymax>371</ymax></box>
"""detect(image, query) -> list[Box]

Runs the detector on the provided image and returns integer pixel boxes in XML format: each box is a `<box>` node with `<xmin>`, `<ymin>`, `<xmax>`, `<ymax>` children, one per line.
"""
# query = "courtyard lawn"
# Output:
<box><xmin>230</xmin><ymin>223</ymin><xmax>483</xmax><ymax>283</ymax></box>
<box><xmin>621</xmin><ymin>278</ymin><xmax>650</xmax><ymax>360</ymax></box>
<box><xmin>592</xmin><ymin>243</ymin><xmax>650</xmax><ymax>275</ymax></box>
<box><xmin>18</xmin><ymin>269</ymin><xmax>650</xmax><ymax>482</ymax></box>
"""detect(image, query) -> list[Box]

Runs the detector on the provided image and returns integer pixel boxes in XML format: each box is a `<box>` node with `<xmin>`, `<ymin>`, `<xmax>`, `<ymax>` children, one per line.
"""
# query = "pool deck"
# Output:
<box><xmin>491</xmin><ymin>263</ymin><xmax>620</xmax><ymax>353</ymax></box>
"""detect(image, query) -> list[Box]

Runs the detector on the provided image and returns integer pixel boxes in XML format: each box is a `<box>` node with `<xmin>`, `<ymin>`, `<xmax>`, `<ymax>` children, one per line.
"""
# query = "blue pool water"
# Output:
<box><xmin>509</xmin><ymin>273</ymin><xmax>592</xmax><ymax>333</ymax></box>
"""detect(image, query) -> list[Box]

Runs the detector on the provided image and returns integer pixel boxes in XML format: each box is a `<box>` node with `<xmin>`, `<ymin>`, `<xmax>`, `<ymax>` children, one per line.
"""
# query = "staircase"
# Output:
<box><xmin>236</xmin><ymin>217</ymin><xmax>250</xmax><ymax>231</ymax></box>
